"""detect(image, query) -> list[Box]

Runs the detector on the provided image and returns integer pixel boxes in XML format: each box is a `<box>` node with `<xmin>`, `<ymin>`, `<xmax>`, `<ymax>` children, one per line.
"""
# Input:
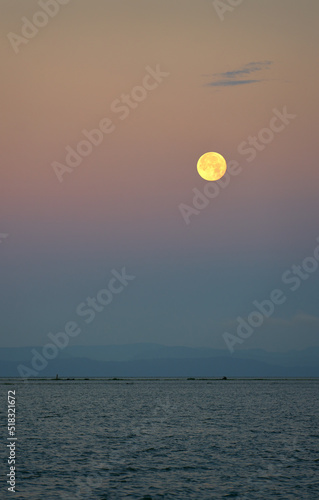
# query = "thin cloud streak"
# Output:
<box><xmin>207</xmin><ymin>79</ymin><xmax>261</xmax><ymax>87</ymax></box>
<box><xmin>205</xmin><ymin>60</ymin><xmax>273</xmax><ymax>87</ymax></box>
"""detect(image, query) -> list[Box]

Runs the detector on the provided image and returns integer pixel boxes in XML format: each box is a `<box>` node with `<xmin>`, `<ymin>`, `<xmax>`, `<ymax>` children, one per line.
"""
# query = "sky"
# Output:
<box><xmin>1</xmin><ymin>0</ymin><xmax>319</xmax><ymax>352</ymax></box>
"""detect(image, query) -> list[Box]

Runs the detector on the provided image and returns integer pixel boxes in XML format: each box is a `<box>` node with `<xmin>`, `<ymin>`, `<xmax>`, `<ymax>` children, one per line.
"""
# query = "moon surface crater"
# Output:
<box><xmin>197</xmin><ymin>152</ymin><xmax>227</xmax><ymax>181</ymax></box>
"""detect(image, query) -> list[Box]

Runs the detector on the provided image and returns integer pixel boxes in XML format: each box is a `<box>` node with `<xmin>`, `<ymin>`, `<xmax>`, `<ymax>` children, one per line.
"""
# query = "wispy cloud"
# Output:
<box><xmin>208</xmin><ymin>79</ymin><xmax>261</xmax><ymax>87</ymax></box>
<box><xmin>205</xmin><ymin>60</ymin><xmax>273</xmax><ymax>88</ymax></box>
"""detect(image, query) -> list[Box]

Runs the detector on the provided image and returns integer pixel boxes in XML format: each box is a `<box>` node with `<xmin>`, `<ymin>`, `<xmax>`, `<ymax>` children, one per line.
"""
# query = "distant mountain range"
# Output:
<box><xmin>0</xmin><ymin>343</ymin><xmax>319</xmax><ymax>378</ymax></box>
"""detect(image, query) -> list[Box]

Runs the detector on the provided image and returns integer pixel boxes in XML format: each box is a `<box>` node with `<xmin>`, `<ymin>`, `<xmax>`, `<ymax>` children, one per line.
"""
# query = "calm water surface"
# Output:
<box><xmin>0</xmin><ymin>379</ymin><xmax>318</xmax><ymax>499</ymax></box>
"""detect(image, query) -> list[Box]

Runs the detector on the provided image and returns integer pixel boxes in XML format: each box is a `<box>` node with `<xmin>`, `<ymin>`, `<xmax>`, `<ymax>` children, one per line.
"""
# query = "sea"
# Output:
<box><xmin>1</xmin><ymin>378</ymin><xmax>319</xmax><ymax>499</ymax></box>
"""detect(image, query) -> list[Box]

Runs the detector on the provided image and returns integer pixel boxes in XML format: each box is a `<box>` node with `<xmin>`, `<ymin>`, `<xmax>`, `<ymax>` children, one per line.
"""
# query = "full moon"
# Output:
<box><xmin>197</xmin><ymin>152</ymin><xmax>227</xmax><ymax>181</ymax></box>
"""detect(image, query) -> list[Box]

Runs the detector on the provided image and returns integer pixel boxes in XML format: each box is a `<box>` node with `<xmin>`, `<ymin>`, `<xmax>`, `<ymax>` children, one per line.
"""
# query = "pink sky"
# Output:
<box><xmin>1</xmin><ymin>0</ymin><xmax>319</xmax><ymax>349</ymax></box>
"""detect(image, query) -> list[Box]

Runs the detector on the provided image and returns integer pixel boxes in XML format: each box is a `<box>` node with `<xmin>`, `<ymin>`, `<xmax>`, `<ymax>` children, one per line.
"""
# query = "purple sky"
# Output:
<box><xmin>1</xmin><ymin>0</ymin><xmax>319</xmax><ymax>351</ymax></box>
